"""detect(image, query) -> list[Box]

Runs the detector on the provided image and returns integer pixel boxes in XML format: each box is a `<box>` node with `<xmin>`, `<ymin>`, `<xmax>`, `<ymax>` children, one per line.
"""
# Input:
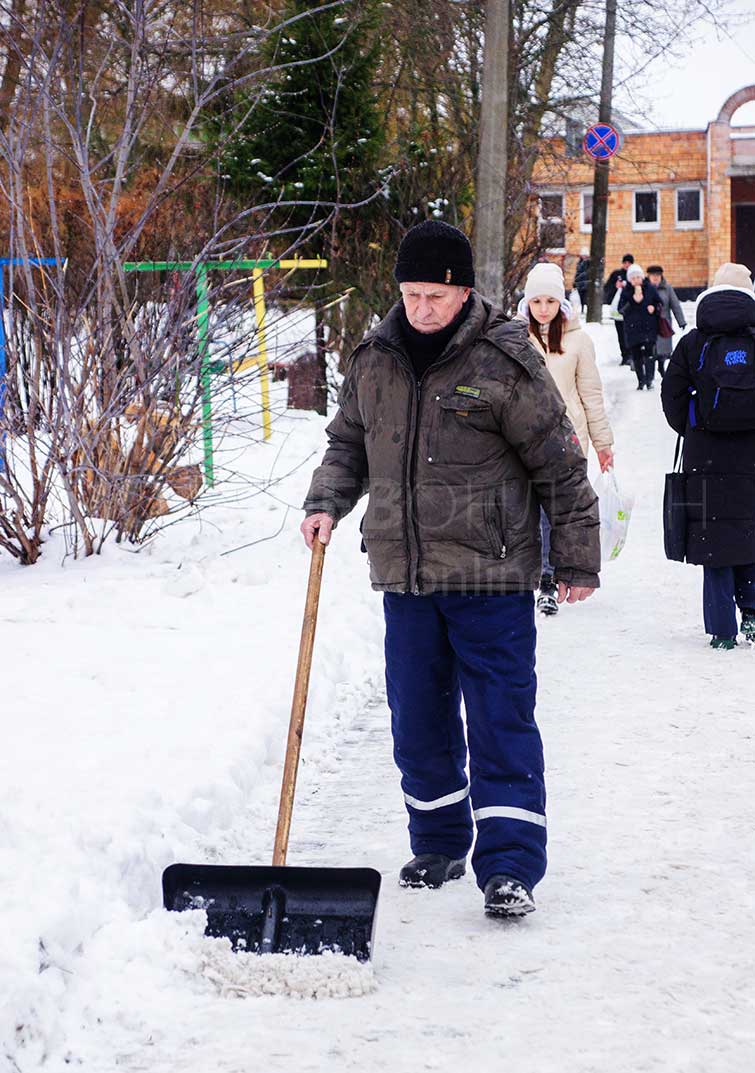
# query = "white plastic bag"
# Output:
<box><xmin>608</xmin><ymin>286</ymin><xmax>623</xmax><ymax>321</ymax></box>
<box><xmin>595</xmin><ymin>470</ymin><xmax>634</xmax><ymax>563</ymax></box>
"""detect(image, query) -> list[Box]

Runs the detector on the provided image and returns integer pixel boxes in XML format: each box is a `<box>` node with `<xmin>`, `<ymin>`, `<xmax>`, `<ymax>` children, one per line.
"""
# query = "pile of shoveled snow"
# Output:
<box><xmin>169</xmin><ymin>911</ymin><xmax>377</xmax><ymax>1000</ymax></box>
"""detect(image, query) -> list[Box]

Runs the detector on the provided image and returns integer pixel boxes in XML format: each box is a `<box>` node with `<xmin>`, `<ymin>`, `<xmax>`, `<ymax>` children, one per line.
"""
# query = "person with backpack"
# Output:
<box><xmin>647</xmin><ymin>265</ymin><xmax>687</xmax><ymax>377</ymax></box>
<box><xmin>519</xmin><ymin>263</ymin><xmax>614</xmax><ymax>616</ymax></box>
<box><xmin>661</xmin><ymin>262</ymin><xmax>755</xmax><ymax>649</ymax></box>
<box><xmin>619</xmin><ymin>264</ymin><xmax>661</xmax><ymax>390</ymax></box>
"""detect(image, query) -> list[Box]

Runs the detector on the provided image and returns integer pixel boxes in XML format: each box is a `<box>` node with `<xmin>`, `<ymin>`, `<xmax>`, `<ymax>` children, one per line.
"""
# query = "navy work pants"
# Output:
<box><xmin>703</xmin><ymin>564</ymin><xmax>755</xmax><ymax>638</ymax></box>
<box><xmin>383</xmin><ymin>592</ymin><xmax>546</xmax><ymax>891</ymax></box>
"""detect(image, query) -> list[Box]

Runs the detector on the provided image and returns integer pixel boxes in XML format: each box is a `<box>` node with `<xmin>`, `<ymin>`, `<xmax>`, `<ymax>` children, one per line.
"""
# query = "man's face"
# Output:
<box><xmin>622</xmin><ymin>260</ymin><xmax>633</xmax><ymax>271</ymax></box>
<box><xmin>400</xmin><ymin>282</ymin><xmax>471</xmax><ymax>333</ymax></box>
<box><xmin>648</xmin><ymin>272</ymin><xmax>662</xmax><ymax>287</ymax></box>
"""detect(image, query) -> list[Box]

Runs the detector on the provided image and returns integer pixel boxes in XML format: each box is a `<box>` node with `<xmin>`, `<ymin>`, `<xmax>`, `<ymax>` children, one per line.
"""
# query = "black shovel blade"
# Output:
<box><xmin>163</xmin><ymin>863</ymin><xmax>381</xmax><ymax>961</ymax></box>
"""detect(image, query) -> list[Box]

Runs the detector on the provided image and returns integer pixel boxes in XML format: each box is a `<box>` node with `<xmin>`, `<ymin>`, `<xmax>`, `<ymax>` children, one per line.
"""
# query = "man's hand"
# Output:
<box><xmin>597</xmin><ymin>447</ymin><xmax>614</xmax><ymax>473</ymax></box>
<box><xmin>301</xmin><ymin>512</ymin><xmax>335</xmax><ymax>548</ymax></box>
<box><xmin>556</xmin><ymin>583</ymin><xmax>595</xmax><ymax>605</ymax></box>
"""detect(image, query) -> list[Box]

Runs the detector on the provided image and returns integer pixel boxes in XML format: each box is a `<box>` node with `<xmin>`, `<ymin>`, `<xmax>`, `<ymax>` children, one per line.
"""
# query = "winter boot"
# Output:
<box><xmin>537</xmin><ymin>573</ymin><xmax>558</xmax><ymax>617</ymax></box>
<box><xmin>710</xmin><ymin>636</ymin><xmax>737</xmax><ymax>650</ymax></box>
<box><xmin>399</xmin><ymin>854</ymin><xmax>466</xmax><ymax>889</ymax></box>
<box><xmin>741</xmin><ymin>610</ymin><xmax>755</xmax><ymax>643</ymax></box>
<box><xmin>483</xmin><ymin>875</ymin><xmax>536</xmax><ymax>917</ymax></box>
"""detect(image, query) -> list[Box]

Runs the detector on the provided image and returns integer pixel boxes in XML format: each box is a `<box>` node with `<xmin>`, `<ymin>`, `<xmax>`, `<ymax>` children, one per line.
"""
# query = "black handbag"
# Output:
<box><xmin>663</xmin><ymin>435</ymin><xmax>687</xmax><ymax>562</ymax></box>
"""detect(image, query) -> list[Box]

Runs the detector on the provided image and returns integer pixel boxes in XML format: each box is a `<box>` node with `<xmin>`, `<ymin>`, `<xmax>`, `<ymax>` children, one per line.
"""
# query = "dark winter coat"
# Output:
<box><xmin>303</xmin><ymin>292</ymin><xmax>601</xmax><ymax>594</ymax></box>
<box><xmin>603</xmin><ymin>267</ymin><xmax>628</xmax><ymax>304</ymax></box>
<box><xmin>661</xmin><ymin>286</ymin><xmax>755</xmax><ymax>567</ymax></box>
<box><xmin>618</xmin><ymin>280</ymin><xmax>661</xmax><ymax>348</ymax></box>
<box><xmin>654</xmin><ymin>279</ymin><xmax>687</xmax><ymax>358</ymax></box>
<box><xmin>574</xmin><ymin>257</ymin><xmax>591</xmax><ymax>299</ymax></box>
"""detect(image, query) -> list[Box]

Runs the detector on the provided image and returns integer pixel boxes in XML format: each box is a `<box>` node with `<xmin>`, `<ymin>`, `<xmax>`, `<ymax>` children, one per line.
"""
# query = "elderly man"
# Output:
<box><xmin>301</xmin><ymin>221</ymin><xmax>600</xmax><ymax>917</ymax></box>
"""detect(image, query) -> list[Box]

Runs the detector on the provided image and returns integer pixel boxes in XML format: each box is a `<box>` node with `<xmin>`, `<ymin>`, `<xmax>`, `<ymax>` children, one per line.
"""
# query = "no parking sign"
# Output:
<box><xmin>583</xmin><ymin>123</ymin><xmax>622</xmax><ymax>160</ymax></box>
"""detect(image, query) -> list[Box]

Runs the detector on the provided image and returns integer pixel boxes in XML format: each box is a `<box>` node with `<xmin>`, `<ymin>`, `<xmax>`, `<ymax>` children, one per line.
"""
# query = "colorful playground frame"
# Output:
<box><xmin>122</xmin><ymin>258</ymin><xmax>327</xmax><ymax>487</ymax></box>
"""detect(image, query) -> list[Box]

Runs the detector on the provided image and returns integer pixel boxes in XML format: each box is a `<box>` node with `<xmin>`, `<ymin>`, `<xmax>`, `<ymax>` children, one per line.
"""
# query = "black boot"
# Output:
<box><xmin>741</xmin><ymin>609</ymin><xmax>755</xmax><ymax>643</ymax></box>
<box><xmin>537</xmin><ymin>573</ymin><xmax>558</xmax><ymax>616</ymax></box>
<box><xmin>483</xmin><ymin>875</ymin><xmax>536</xmax><ymax>917</ymax></box>
<box><xmin>710</xmin><ymin>636</ymin><xmax>737</xmax><ymax>650</ymax></box>
<box><xmin>399</xmin><ymin>854</ymin><xmax>466</xmax><ymax>889</ymax></box>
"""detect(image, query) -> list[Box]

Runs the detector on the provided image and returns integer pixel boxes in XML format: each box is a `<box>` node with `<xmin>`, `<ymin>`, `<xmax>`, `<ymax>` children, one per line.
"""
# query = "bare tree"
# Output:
<box><xmin>0</xmin><ymin>0</ymin><xmax>360</xmax><ymax>561</ymax></box>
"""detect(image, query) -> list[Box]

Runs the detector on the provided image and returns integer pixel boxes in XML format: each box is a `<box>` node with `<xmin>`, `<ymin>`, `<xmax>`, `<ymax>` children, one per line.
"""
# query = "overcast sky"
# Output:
<box><xmin>617</xmin><ymin>0</ymin><xmax>755</xmax><ymax>130</ymax></box>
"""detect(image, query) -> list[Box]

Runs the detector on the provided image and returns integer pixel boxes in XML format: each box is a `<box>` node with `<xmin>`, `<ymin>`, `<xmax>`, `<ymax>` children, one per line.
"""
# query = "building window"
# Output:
<box><xmin>676</xmin><ymin>188</ymin><xmax>703</xmax><ymax>229</ymax></box>
<box><xmin>539</xmin><ymin>192</ymin><xmax>565</xmax><ymax>251</ymax></box>
<box><xmin>581</xmin><ymin>191</ymin><xmax>593</xmax><ymax>232</ymax></box>
<box><xmin>565</xmin><ymin>119</ymin><xmax>582</xmax><ymax>159</ymax></box>
<box><xmin>633</xmin><ymin>190</ymin><xmax>660</xmax><ymax>231</ymax></box>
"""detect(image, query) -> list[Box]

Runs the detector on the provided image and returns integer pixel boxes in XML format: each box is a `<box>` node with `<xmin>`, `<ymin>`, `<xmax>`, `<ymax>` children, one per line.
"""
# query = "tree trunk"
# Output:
<box><xmin>474</xmin><ymin>0</ymin><xmax>509</xmax><ymax>307</ymax></box>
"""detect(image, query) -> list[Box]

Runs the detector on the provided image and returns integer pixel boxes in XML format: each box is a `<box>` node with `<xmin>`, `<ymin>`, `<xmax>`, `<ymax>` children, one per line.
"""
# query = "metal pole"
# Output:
<box><xmin>0</xmin><ymin>268</ymin><xmax>6</xmax><ymax>473</ymax></box>
<box><xmin>196</xmin><ymin>264</ymin><xmax>214</xmax><ymax>487</ymax></box>
<box><xmin>474</xmin><ymin>0</ymin><xmax>509</xmax><ymax>307</ymax></box>
<box><xmin>252</xmin><ymin>268</ymin><xmax>272</xmax><ymax>441</ymax></box>
<box><xmin>586</xmin><ymin>0</ymin><xmax>617</xmax><ymax>323</ymax></box>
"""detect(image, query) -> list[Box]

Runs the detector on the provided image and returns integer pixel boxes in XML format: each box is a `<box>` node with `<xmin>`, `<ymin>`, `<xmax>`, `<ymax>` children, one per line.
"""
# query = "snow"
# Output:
<box><xmin>3</xmin><ymin>317</ymin><xmax>755</xmax><ymax>1072</ymax></box>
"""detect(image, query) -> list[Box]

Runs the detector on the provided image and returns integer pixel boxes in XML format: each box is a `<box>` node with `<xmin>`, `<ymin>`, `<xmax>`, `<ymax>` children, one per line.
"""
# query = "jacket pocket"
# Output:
<box><xmin>483</xmin><ymin>492</ymin><xmax>507</xmax><ymax>560</ymax></box>
<box><xmin>430</xmin><ymin>395</ymin><xmax>501</xmax><ymax>465</ymax></box>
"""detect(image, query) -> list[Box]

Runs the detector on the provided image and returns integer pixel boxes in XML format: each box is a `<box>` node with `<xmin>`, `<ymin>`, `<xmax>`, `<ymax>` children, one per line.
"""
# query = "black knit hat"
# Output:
<box><xmin>394</xmin><ymin>220</ymin><xmax>475</xmax><ymax>288</ymax></box>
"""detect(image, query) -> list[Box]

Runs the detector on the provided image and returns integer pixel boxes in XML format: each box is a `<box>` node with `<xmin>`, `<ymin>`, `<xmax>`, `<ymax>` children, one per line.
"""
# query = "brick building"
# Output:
<box><xmin>528</xmin><ymin>85</ymin><xmax>755</xmax><ymax>298</ymax></box>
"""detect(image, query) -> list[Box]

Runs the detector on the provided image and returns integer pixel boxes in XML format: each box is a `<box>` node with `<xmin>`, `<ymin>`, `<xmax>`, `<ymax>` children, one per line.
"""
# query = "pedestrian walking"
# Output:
<box><xmin>619</xmin><ymin>264</ymin><xmax>661</xmax><ymax>390</ymax></box>
<box><xmin>661</xmin><ymin>262</ymin><xmax>755</xmax><ymax>649</ymax></box>
<box><xmin>302</xmin><ymin>220</ymin><xmax>600</xmax><ymax>917</ymax></box>
<box><xmin>573</xmin><ymin>248</ymin><xmax>591</xmax><ymax>311</ymax></box>
<box><xmin>647</xmin><ymin>265</ymin><xmax>687</xmax><ymax>377</ymax></box>
<box><xmin>519</xmin><ymin>263</ymin><xmax>614</xmax><ymax>616</ymax></box>
<box><xmin>604</xmin><ymin>253</ymin><xmax>635</xmax><ymax>365</ymax></box>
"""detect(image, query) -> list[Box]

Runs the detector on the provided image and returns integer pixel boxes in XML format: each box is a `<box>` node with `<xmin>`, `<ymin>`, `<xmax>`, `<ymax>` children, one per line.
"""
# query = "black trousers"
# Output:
<box><xmin>703</xmin><ymin>564</ymin><xmax>755</xmax><ymax>638</ymax></box>
<box><xmin>630</xmin><ymin>342</ymin><xmax>655</xmax><ymax>387</ymax></box>
<box><xmin>614</xmin><ymin>319</ymin><xmax>628</xmax><ymax>360</ymax></box>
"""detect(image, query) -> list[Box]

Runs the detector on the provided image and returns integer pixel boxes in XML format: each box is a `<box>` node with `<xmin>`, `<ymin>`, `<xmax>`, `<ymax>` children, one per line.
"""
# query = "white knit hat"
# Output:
<box><xmin>524</xmin><ymin>262</ymin><xmax>565</xmax><ymax>303</ymax></box>
<box><xmin>713</xmin><ymin>262</ymin><xmax>753</xmax><ymax>292</ymax></box>
<box><xmin>626</xmin><ymin>263</ymin><xmax>644</xmax><ymax>281</ymax></box>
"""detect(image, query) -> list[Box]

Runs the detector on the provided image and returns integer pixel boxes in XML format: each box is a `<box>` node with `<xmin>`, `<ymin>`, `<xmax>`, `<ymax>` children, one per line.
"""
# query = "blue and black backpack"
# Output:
<box><xmin>691</xmin><ymin>330</ymin><xmax>755</xmax><ymax>432</ymax></box>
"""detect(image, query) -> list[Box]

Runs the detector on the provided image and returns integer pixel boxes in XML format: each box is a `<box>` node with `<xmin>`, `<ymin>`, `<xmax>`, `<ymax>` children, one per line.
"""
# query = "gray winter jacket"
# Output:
<box><xmin>655</xmin><ymin>279</ymin><xmax>687</xmax><ymax>357</ymax></box>
<box><xmin>303</xmin><ymin>292</ymin><xmax>601</xmax><ymax>594</ymax></box>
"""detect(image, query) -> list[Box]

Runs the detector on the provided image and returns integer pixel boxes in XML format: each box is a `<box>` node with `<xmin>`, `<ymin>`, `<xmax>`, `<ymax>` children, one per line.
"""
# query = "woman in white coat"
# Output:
<box><xmin>520</xmin><ymin>262</ymin><xmax>614</xmax><ymax>614</ymax></box>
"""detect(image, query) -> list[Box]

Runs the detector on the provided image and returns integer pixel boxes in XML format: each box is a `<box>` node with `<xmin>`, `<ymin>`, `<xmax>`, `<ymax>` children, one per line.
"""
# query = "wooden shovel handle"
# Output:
<box><xmin>272</xmin><ymin>538</ymin><xmax>326</xmax><ymax>866</ymax></box>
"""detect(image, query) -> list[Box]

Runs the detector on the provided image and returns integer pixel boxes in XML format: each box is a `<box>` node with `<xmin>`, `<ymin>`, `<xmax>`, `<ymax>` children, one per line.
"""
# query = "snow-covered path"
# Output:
<box><xmin>3</xmin><ymin>328</ymin><xmax>755</xmax><ymax>1073</ymax></box>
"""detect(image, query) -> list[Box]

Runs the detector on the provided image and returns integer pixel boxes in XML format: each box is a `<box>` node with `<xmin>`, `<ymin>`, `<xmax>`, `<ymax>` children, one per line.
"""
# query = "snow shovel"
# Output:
<box><xmin>163</xmin><ymin>538</ymin><xmax>381</xmax><ymax>960</ymax></box>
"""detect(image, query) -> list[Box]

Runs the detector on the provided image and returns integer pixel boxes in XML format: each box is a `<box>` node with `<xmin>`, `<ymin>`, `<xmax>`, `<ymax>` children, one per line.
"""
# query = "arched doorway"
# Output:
<box><xmin>716</xmin><ymin>86</ymin><xmax>755</xmax><ymax>272</ymax></box>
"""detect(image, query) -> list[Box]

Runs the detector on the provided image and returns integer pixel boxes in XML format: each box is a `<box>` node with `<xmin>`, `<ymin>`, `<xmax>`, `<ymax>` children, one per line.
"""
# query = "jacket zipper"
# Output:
<box><xmin>374</xmin><ymin>339</ymin><xmax>421</xmax><ymax>593</ymax></box>
<box><xmin>375</xmin><ymin>339</ymin><xmax>460</xmax><ymax>595</ymax></box>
